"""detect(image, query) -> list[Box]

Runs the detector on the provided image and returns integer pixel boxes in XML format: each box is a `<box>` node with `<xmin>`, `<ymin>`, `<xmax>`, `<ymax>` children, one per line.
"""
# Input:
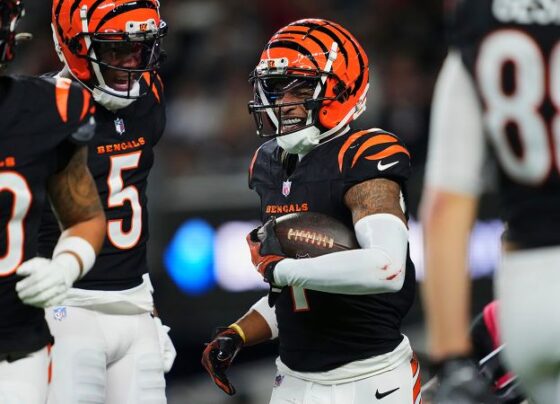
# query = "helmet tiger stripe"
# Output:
<box><xmin>249</xmin><ymin>18</ymin><xmax>369</xmax><ymax>144</ymax></box>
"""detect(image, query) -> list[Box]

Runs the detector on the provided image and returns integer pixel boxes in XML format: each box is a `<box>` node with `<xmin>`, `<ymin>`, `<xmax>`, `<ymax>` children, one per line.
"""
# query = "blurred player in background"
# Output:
<box><xmin>422</xmin><ymin>300</ymin><xmax>526</xmax><ymax>404</ymax></box>
<box><xmin>421</xmin><ymin>0</ymin><xmax>560</xmax><ymax>402</ymax></box>
<box><xmin>202</xmin><ymin>18</ymin><xmax>422</xmax><ymax>404</ymax></box>
<box><xmin>0</xmin><ymin>1</ymin><xmax>105</xmax><ymax>403</ymax></box>
<box><xmin>470</xmin><ymin>301</ymin><xmax>525</xmax><ymax>404</ymax></box>
<box><xmin>39</xmin><ymin>1</ymin><xmax>174</xmax><ymax>403</ymax></box>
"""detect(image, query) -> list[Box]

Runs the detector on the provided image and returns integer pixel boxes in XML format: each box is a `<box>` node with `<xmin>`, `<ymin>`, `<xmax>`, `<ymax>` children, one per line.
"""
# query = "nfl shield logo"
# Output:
<box><xmin>114</xmin><ymin>118</ymin><xmax>126</xmax><ymax>135</ymax></box>
<box><xmin>53</xmin><ymin>307</ymin><xmax>67</xmax><ymax>321</ymax></box>
<box><xmin>282</xmin><ymin>180</ymin><xmax>292</xmax><ymax>197</ymax></box>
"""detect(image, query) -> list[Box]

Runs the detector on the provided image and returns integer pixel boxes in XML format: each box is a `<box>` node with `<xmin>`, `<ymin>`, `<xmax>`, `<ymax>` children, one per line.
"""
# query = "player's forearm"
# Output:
<box><xmin>273</xmin><ymin>247</ymin><xmax>404</xmax><ymax>294</ymax></box>
<box><xmin>234</xmin><ymin>304</ymin><xmax>274</xmax><ymax>346</ymax></box>
<box><xmin>420</xmin><ymin>188</ymin><xmax>478</xmax><ymax>360</ymax></box>
<box><xmin>273</xmin><ymin>214</ymin><xmax>408</xmax><ymax>295</ymax></box>
<box><xmin>60</xmin><ymin>213</ymin><xmax>106</xmax><ymax>254</ymax></box>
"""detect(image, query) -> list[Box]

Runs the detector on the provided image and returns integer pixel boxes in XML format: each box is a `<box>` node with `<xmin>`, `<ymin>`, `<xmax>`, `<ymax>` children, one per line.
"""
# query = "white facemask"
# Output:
<box><xmin>276</xmin><ymin>125</ymin><xmax>322</xmax><ymax>155</ymax></box>
<box><xmin>92</xmin><ymin>81</ymin><xmax>140</xmax><ymax>111</ymax></box>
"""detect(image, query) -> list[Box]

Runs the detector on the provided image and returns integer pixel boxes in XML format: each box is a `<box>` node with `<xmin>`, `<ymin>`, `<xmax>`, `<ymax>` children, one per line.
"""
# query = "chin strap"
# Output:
<box><xmin>92</xmin><ymin>81</ymin><xmax>140</xmax><ymax>111</ymax></box>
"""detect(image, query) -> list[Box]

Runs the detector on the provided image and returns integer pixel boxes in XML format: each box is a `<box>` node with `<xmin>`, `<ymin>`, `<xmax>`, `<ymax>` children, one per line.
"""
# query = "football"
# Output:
<box><xmin>274</xmin><ymin>212</ymin><xmax>359</xmax><ymax>258</ymax></box>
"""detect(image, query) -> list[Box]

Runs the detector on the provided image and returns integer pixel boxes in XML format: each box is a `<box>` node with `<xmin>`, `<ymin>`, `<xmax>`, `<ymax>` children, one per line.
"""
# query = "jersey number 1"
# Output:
<box><xmin>107</xmin><ymin>151</ymin><xmax>143</xmax><ymax>249</ymax></box>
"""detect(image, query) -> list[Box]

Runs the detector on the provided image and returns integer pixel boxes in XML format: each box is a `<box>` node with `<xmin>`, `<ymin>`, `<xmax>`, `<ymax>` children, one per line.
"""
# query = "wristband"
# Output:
<box><xmin>53</xmin><ymin>236</ymin><xmax>96</xmax><ymax>278</ymax></box>
<box><xmin>228</xmin><ymin>323</ymin><xmax>247</xmax><ymax>344</ymax></box>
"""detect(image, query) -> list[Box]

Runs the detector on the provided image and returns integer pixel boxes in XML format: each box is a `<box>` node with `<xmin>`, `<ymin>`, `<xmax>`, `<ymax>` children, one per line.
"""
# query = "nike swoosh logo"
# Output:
<box><xmin>375</xmin><ymin>387</ymin><xmax>399</xmax><ymax>399</ymax></box>
<box><xmin>377</xmin><ymin>160</ymin><xmax>399</xmax><ymax>171</ymax></box>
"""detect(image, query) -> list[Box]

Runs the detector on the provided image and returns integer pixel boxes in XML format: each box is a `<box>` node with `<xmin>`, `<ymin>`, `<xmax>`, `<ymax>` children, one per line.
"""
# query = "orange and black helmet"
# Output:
<box><xmin>52</xmin><ymin>0</ymin><xmax>167</xmax><ymax>99</ymax></box>
<box><xmin>248</xmin><ymin>18</ymin><xmax>369</xmax><ymax>139</ymax></box>
<box><xmin>0</xmin><ymin>0</ymin><xmax>25</xmax><ymax>67</ymax></box>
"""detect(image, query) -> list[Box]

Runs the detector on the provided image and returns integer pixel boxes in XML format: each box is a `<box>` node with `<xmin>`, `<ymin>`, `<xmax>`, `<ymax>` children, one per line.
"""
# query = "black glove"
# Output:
<box><xmin>201</xmin><ymin>327</ymin><xmax>244</xmax><ymax>395</ymax></box>
<box><xmin>247</xmin><ymin>217</ymin><xmax>286</xmax><ymax>307</ymax></box>
<box><xmin>434</xmin><ymin>357</ymin><xmax>496</xmax><ymax>404</ymax></box>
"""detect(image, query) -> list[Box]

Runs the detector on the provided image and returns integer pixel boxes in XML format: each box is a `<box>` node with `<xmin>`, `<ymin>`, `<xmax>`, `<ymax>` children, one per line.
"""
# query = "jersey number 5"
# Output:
<box><xmin>0</xmin><ymin>173</ymin><xmax>31</xmax><ymax>276</ymax></box>
<box><xmin>477</xmin><ymin>30</ymin><xmax>560</xmax><ymax>184</ymax></box>
<box><xmin>107</xmin><ymin>151</ymin><xmax>142</xmax><ymax>249</ymax></box>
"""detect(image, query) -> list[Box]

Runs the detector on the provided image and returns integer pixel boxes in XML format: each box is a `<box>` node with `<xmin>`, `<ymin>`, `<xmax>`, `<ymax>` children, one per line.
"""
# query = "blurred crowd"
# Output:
<box><xmin>13</xmin><ymin>0</ymin><xmax>445</xmax><ymax>178</ymax></box>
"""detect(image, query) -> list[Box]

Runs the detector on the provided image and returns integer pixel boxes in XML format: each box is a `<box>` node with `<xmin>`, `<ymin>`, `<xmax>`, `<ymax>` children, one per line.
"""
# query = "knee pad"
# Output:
<box><xmin>69</xmin><ymin>349</ymin><xmax>106</xmax><ymax>404</ymax></box>
<box><xmin>135</xmin><ymin>352</ymin><xmax>166</xmax><ymax>404</ymax></box>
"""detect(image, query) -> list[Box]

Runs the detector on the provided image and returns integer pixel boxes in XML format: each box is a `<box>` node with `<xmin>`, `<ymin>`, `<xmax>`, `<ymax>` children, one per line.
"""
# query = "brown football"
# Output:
<box><xmin>274</xmin><ymin>212</ymin><xmax>359</xmax><ymax>258</ymax></box>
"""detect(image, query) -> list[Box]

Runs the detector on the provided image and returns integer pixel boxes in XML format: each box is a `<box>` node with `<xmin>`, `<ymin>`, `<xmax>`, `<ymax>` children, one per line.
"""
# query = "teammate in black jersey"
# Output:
<box><xmin>202</xmin><ymin>18</ymin><xmax>422</xmax><ymax>404</ymax></box>
<box><xmin>421</xmin><ymin>0</ymin><xmax>560</xmax><ymax>402</ymax></box>
<box><xmin>38</xmin><ymin>1</ymin><xmax>173</xmax><ymax>403</ymax></box>
<box><xmin>0</xmin><ymin>1</ymin><xmax>105</xmax><ymax>403</ymax></box>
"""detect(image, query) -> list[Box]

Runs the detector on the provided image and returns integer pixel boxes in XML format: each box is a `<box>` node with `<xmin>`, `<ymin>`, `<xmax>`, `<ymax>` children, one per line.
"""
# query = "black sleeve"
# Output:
<box><xmin>339</xmin><ymin>130</ymin><xmax>411</xmax><ymax>195</ymax></box>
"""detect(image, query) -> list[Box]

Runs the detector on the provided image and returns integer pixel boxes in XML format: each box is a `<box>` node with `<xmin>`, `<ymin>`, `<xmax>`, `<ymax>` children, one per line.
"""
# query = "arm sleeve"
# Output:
<box><xmin>273</xmin><ymin>214</ymin><xmax>408</xmax><ymax>295</ymax></box>
<box><xmin>250</xmin><ymin>296</ymin><xmax>278</xmax><ymax>339</ymax></box>
<box><xmin>424</xmin><ymin>50</ymin><xmax>486</xmax><ymax>196</ymax></box>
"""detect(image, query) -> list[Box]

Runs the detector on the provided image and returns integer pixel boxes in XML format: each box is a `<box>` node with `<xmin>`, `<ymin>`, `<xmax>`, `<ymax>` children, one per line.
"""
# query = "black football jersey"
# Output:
<box><xmin>449</xmin><ymin>0</ymin><xmax>560</xmax><ymax>248</ymax></box>
<box><xmin>249</xmin><ymin>128</ymin><xmax>416</xmax><ymax>372</ymax></box>
<box><xmin>39</xmin><ymin>75</ymin><xmax>166</xmax><ymax>291</ymax></box>
<box><xmin>0</xmin><ymin>75</ymin><xmax>94</xmax><ymax>354</ymax></box>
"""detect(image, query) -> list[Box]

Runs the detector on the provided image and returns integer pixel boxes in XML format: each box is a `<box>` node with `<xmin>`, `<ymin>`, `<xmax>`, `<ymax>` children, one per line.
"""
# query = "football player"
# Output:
<box><xmin>421</xmin><ymin>0</ymin><xmax>560</xmax><ymax>402</ymax></box>
<box><xmin>202</xmin><ymin>19</ymin><xmax>422</xmax><ymax>404</ymax></box>
<box><xmin>0</xmin><ymin>1</ymin><xmax>105</xmax><ymax>403</ymax></box>
<box><xmin>38</xmin><ymin>1</ymin><xmax>174</xmax><ymax>403</ymax></box>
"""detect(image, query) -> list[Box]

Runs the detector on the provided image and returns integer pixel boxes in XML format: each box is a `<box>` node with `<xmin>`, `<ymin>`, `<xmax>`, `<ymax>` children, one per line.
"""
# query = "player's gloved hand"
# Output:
<box><xmin>434</xmin><ymin>357</ymin><xmax>496</xmax><ymax>404</ymax></box>
<box><xmin>15</xmin><ymin>255</ymin><xmax>80</xmax><ymax>308</ymax></box>
<box><xmin>201</xmin><ymin>327</ymin><xmax>244</xmax><ymax>396</ymax></box>
<box><xmin>153</xmin><ymin>316</ymin><xmax>177</xmax><ymax>373</ymax></box>
<box><xmin>247</xmin><ymin>217</ymin><xmax>287</xmax><ymax>306</ymax></box>
<box><xmin>246</xmin><ymin>217</ymin><xmax>286</xmax><ymax>283</ymax></box>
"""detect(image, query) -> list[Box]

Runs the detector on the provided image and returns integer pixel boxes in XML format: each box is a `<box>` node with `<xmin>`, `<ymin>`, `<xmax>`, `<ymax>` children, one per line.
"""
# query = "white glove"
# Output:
<box><xmin>15</xmin><ymin>255</ymin><xmax>80</xmax><ymax>308</ymax></box>
<box><xmin>154</xmin><ymin>316</ymin><xmax>176</xmax><ymax>373</ymax></box>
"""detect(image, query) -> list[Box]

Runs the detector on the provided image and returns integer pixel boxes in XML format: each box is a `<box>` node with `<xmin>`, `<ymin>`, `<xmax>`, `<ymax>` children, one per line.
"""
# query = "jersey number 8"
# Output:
<box><xmin>477</xmin><ymin>29</ymin><xmax>560</xmax><ymax>185</ymax></box>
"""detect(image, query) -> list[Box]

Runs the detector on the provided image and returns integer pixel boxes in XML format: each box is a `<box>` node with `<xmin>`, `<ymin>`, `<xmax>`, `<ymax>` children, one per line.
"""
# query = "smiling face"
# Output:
<box><xmin>267</xmin><ymin>77</ymin><xmax>317</xmax><ymax>134</ymax></box>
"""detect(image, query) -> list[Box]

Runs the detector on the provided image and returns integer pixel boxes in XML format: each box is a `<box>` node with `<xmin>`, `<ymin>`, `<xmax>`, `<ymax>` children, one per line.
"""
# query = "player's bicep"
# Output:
<box><xmin>47</xmin><ymin>146</ymin><xmax>103</xmax><ymax>229</ymax></box>
<box><xmin>344</xmin><ymin>178</ymin><xmax>406</xmax><ymax>225</ymax></box>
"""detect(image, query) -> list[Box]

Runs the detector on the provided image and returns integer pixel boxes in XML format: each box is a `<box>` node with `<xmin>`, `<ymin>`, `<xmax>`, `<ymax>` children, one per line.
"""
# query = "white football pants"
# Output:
<box><xmin>496</xmin><ymin>246</ymin><xmax>560</xmax><ymax>404</ymax></box>
<box><xmin>0</xmin><ymin>346</ymin><xmax>50</xmax><ymax>404</ymax></box>
<box><xmin>45</xmin><ymin>306</ymin><xmax>166</xmax><ymax>404</ymax></box>
<box><xmin>269</xmin><ymin>355</ymin><xmax>421</xmax><ymax>404</ymax></box>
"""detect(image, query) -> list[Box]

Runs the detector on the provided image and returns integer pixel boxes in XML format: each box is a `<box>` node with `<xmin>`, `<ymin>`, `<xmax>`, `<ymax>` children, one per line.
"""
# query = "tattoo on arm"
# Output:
<box><xmin>344</xmin><ymin>178</ymin><xmax>406</xmax><ymax>225</ymax></box>
<box><xmin>48</xmin><ymin>146</ymin><xmax>103</xmax><ymax>229</ymax></box>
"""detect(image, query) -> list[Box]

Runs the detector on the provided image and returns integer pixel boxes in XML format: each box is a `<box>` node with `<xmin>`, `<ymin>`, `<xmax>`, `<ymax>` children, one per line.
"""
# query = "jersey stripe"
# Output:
<box><xmin>411</xmin><ymin>355</ymin><xmax>422</xmax><ymax>404</ymax></box>
<box><xmin>249</xmin><ymin>145</ymin><xmax>264</xmax><ymax>181</ymax></box>
<box><xmin>351</xmin><ymin>134</ymin><xmax>399</xmax><ymax>168</ymax></box>
<box><xmin>55</xmin><ymin>77</ymin><xmax>72</xmax><ymax>123</ymax></box>
<box><xmin>362</xmin><ymin>145</ymin><xmax>410</xmax><ymax>164</ymax></box>
<box><xmin>337</xmin><ymin>129</ymin><xmax>378</xmax><ymax>172</ymax></box>
<box><xmin>143</xmin><ymin>72</ymin><xmax>160</xmax><ymax>103</ymax></box>
<box><xmin>79</xmin><ymin>89</ymin><xmax>92</xmax><ymax>121</ymax></box>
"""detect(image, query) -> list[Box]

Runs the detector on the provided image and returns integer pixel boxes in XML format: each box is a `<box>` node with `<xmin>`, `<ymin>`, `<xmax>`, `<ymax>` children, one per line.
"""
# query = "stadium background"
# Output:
<box><xmin>11</xmin><ymin>1</ymin><xmax>498</xmax><ymax>402</ymax></box>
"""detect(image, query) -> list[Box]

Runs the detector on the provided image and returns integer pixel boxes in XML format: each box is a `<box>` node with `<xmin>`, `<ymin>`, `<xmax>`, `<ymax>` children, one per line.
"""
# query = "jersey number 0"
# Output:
<box><xmin>0</xmin><ymin>172</ymin><xmax>32</xmax><ymax>276</ymax></box>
